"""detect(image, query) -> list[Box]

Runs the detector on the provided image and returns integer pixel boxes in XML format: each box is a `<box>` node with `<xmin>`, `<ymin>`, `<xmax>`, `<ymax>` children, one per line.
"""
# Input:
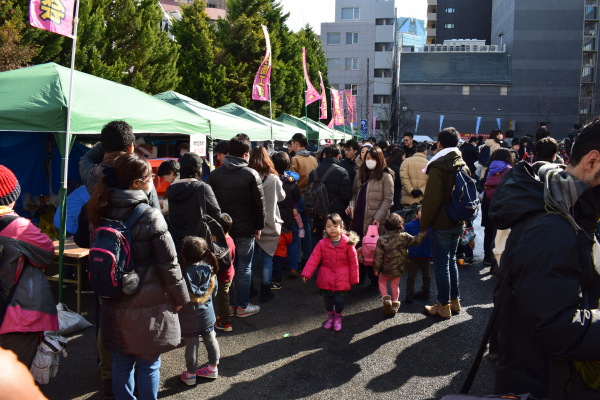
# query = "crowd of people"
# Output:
<box><xmin>0</xmin><ymin>118</ymin><xmax>599</xmax><ymax>400</ymax></box>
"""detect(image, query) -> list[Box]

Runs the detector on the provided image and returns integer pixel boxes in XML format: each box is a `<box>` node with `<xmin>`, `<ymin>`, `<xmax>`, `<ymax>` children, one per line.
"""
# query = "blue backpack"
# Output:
<box><xmin>478</xmin><ymin>146</ymin><xmax>490</xmax><ymax>166</ymax></box>
<box><xmin>88</xmin><ymin>203</ymin><xmax>149</xmax><ymax>299</ymax></box>
<box><xmin>446</xmin><ymin>168</ymin><xmax>479</xmax><ymax>222</ymax></box>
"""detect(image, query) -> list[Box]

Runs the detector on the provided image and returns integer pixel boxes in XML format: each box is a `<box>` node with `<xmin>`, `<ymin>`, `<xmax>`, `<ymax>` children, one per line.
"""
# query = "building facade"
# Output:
<box><xmin>427</xmin><ymin>0</ymin><xmax>492</xmax><ymax>45</ymax></box>
<box><xmin>321</xmin><ymin>0</ymin><xmax>397</xmax><ymax>138</ymax></box>
<box><xmin>398</xmin><ymin>17</ymin><xmax>426</xmax><ymax>50</ymax></box>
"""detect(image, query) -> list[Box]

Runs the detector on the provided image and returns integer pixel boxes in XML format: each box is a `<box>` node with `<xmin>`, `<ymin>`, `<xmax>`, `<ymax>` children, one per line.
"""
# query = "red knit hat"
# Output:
<box><xmin>0</xmin><ymin>165</ymin><xmax>21</xmax><ymax>206</ymax></box>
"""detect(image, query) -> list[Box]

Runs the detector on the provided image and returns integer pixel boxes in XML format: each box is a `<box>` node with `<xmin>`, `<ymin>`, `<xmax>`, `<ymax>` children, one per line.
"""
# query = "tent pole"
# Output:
<box><xmin>58</xmin><ymin>0</ymin><xmax>80</xmax><ymax>304</ymax></box>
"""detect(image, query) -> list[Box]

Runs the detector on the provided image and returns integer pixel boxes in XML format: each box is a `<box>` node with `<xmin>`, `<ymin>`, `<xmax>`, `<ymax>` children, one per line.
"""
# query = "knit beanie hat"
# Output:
<box><xmin>0</xmin><ymin>165</ymin><xmax>21</xmax><ymax>206</ymax></box>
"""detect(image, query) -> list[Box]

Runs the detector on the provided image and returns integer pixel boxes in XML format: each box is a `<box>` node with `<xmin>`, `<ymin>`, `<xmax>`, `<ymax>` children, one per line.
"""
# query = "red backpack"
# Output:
<box><xmin>361</xmin><ymin>225</ymin><xmax>379</xmax><ymax>267</ymax></box>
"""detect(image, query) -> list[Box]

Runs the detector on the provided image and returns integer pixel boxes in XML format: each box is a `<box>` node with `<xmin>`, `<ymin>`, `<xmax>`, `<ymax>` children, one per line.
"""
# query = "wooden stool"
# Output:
<box><xmin>49</xmin><ymin>238</ymin><xmax>89</xmax><ymax>314</ymax></box>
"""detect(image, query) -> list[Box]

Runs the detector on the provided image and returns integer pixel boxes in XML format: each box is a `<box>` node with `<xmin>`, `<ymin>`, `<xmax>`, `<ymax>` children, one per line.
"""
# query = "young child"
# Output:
<box><xmin>373</xmin><ymin>213</ymin><xmax>426</xmax><ymax>316</ymax></box>
<box><xmin>403</xmin><ymin>206</ymin><xmax>432</xmax><ymax>303</ymax></box>
<box><xmin>215</xmin><ymin>213</ymin><xmax>235</xmax><ymax>332</ymax></box>
<box><xmin>301</xmin><ymin>214</ymin><xmax>359</xmax><ymax>332</ymax></box>
<box><xmin>179</xmin><ymin>236</ymin><xmax>221</xmax><ymax>385</ymax></box>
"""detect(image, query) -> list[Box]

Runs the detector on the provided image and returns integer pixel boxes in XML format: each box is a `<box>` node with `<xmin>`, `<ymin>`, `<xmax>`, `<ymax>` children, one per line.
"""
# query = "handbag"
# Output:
<box><xmin>361</xmin><ymin>224</ymin><xmax>379</xmax><ymax>267</ymax></box>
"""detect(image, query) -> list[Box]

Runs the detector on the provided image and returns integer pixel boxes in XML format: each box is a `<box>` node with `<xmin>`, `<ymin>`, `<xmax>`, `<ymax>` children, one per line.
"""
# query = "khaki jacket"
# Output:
<box><xmin>291</xmin><ymin>151</ymin><xmax>318</xmax><ymax>196</ymax></box>
<box><xmin>351</xmin><ymin>168</ymin><xmax>394</xmax><ymax>236</ymax></box>
<box><xmin>400</xmin><ymin>153</ymin><xmax>429</xmax><ymax>205</ymax></box>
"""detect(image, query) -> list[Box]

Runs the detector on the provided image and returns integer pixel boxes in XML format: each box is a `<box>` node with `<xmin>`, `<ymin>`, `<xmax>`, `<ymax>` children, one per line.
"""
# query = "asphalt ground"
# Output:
<box><xmin>40</xmin><ymin>219</ymin><xmax>496</xmax><ymax>400</ymax></box>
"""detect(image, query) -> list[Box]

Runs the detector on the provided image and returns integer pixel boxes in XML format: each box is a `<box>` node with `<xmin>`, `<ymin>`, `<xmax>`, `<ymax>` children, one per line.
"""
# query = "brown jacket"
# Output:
<box><xmin>420</xmin><ymin>149</ymin><xmax>466</xmax><ymax>231</ymax></box>
<box><xmin>291</xmin><ymin>150</ymin><xmax>318</xmax><ymax>196</ymax></box>
<box><xmin>400</xmin><ymin>153</ymin><xmax>429</xmax><ymax>205</ymax></box>
<box><xmin>351</xmin><ymin>168</ymin><xmax>394</xmax><ymax>236</ymax></box>
<box><xmin>373</xmin><ymin>230</ymin><xmax>426</xmax><ymax>277</ymax></box>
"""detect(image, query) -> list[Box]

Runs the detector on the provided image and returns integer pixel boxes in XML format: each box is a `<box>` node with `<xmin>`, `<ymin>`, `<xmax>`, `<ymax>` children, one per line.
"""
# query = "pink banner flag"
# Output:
<box><xmin>331</xmin><ymin>89</ymin><xmax>344</xmax><ymax>126</ymax></box>
<box><xmin>303</xmin><ymin>47</ymin><xmax>322</xmax><ymax>105</ymax></box>
<box><xmin>327</xmin><ymin>118</ymin><xmax>334</xmax><ymax>128</ymax></box>
<box><xmin>372</xmin><ymin>117</ymin><xmax>377</xmax><ymax>132</ymax></box>
<box><xmin>318</xmin><ymin>71</ymin><xmax>327</xmax><ymax>120</ymax></box>
<box><xmin>29</xmin><ymin>0</ymin><xmax>75</xmax><ymax>37</ymax></box>
<box><xmin>351</xmin><ymin>96</ymin><xmax>357</xmax><ymax>124</ymax></box>
<box><xmin>252</xmin><ymin>25</ymin><xmax>272</xmax><ymax>102</ymax></box>
<box><xmin>344</xmin><ymin>91</ymin><xmax>357</xmax><ymax>124</ymax></box>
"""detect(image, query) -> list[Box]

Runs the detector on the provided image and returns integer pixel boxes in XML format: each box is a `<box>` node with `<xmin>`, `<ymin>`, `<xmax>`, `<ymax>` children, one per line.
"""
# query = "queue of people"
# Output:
<box><xmin>0</xmin><ymin>118</ymin><xmax>599</xmax><ymax>400</ymax></box>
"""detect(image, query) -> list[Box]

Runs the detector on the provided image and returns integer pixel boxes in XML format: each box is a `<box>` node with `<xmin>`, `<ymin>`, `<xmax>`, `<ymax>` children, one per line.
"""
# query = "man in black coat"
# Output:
<box><xmin>460</xmin><ymin>136</ymin><xmax>479</xmax><ymax>178</ymax></box>
<box><xmin>340</xmin><ymin>139</ymin><xmax>359</xmax><ymax>185</ymax></box>
<box><xmin>307</xmin><ymin>146</ymin><xmax>352</xmax><ymax>235</ymax></box>
<box><xmin>208</xmin><ymin>134</ymin><xmax>265</xmax><ymax>318</ymax></box>
<box><xmin>490</xmin><ymin>119</ymin><xmax>600</xmax><ymax>399</ymax></box>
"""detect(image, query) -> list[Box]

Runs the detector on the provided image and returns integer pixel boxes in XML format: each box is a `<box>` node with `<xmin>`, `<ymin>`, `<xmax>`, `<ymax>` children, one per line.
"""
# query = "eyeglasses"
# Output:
<box><xmin>137</xmin><ymin>173</ymin><xmax>155</xmax><ymax>184</ymax></box>
<box><xmin>402</xmin><ymin>139</ymin><xmax>410</xmax><ymax>142</ymax></box>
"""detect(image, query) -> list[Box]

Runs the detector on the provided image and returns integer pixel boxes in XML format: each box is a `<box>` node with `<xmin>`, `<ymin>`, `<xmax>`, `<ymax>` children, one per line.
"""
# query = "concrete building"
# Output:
<box><xmin>321</xmin><ymin>0</ymin><xmax>397</xmax><ymax>138</ymax></box>
<box><xmin>400</xmin><ymin>0</ymin><xmax>590</xmax><ymax>139</ymax></box>
<box><xmin>426</xmin><ymin>0</ymin><xmax>492</xmax><ymax>45</ymax></box>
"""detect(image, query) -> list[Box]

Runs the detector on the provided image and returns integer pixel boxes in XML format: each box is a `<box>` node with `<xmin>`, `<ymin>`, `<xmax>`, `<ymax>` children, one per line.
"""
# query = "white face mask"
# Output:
<box><xmin>365</xmin><ymin>160</ymin><xmax>377</xmax><ymax>170</ymax></box>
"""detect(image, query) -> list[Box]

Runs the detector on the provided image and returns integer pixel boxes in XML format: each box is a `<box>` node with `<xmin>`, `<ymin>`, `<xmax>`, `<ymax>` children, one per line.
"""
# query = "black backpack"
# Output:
<box><xmin>194</xmin><ymin>188</ymin><xmax>231</xmax><ymax>273</ymax></box>
<box><xmin>304</xmin><ymin>166</ymin><xmax>337</xmax><ymax>222</ymax></box>
<box><xmin>88</xmin><ymin>203</ymin><xmax>149</xmax><ymax>299</ymax></box>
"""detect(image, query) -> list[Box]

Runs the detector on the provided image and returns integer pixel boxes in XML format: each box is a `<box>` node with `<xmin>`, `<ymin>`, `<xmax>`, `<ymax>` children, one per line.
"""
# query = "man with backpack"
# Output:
<box><xmin>306</xmin><ymin>146</ymin><xmax>352</xmax><ymax>243</ymax></box>
<box><xmin>489</xmin><ymin>120</ymin><xmax>600</xmax><ymax>398</ymax></box>
<box><xmin>420</xmin><ymin>127</ymin><xmax>470</xmax><ymax>319</ymax></box>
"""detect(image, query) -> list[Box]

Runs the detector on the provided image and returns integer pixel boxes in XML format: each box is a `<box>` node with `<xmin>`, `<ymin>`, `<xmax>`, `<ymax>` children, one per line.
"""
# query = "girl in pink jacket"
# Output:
<box><xmin>301</xmin><ymin>213</ymin><xmax>359</xmax><ymax>332</ymax></box>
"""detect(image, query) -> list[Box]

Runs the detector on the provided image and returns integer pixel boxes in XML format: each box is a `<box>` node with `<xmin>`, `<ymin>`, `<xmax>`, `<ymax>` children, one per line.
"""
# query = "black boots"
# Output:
<box><xmin>260</xmin><ymin>284</ymin><xmax>274</xmax><ymax>303</ymax></box>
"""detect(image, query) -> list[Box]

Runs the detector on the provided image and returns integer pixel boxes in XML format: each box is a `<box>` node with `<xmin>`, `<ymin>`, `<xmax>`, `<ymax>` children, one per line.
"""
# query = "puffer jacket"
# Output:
<box><xmin>179</xmin><ymin>262</ymin><xmax>217</xmax><ymax>337</ymax></box>
<box><xmin>291</xmin><ymin>150</ymin><xmax>318</xmax><ymax>196</ymax></box>
<box><xmin>481</xmin><ymin>139</ymin><xmax>502</xmax><ymax>177</ymax></box>
<box><xmin>207</xmin><ymin>155</ymin><xmax>265</xmax><ymax>238</ymax></box>
<box><xmin>484</xmin><ymin>161</ymin><xmax>511</xmax><ymax>201</ymax></box>
<box><xmin>100</xmin><ymin>189</ymin><xmax>189</xmax><ymax>357</ymax></box>
<box><xmin>420</xmin><ymin>149</ymin><xmax>466</xmax><ymax>231</ymax></box>
<box><xmin>373</xmin><ymin>229</ymin><xmax>425</xmax><ymax>277</ymax></box>
<box><xmin>256</xmin><ymin>174</ymin><xmax>285</xmax><ymax>256</ymax></box>
<box><xmin>166</xmin><ymin>178</ymin><xmax>224</xmax><ymax>248</ymax></box>
<box><xmin>490</xmin><ymin>162</ymin><xmax>600</xmax><ymax>399</ymax></box>
<box><xmin>301</xmin><ymin>232</ymin><xmax>359</xmax><ymax>291</ymax></box>
<box><xmin>0</xmin><ymin>211</ymin><xmax>58</xmax><ymax>334</ymax></box>
<box><xmin>308</xmin><ymin>157</ymin><xmax>352</xmax><ymax>228</ymax></box>
<box><xmin>400</xmin><ymin>153</ymin><xmax>428</xmax><ymax>205</ymax></box>
<box><xmin>351</xmin><ymin>168</ymin><xmax>395</xmax><ymax>236</ymax></box>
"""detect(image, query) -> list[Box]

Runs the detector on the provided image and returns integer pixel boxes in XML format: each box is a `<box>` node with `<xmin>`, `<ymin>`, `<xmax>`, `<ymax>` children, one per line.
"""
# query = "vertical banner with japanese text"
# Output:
<box><xmin>331</xmin><ymin>89</ymin><xmax>344</xmax><ymax>125</ymax></box>
<box><xmin>344</xmin><ymin>91</ymin><xmax>356</xmax><ymax>124</ymax></box>
<box><xmin>29</xmin><ymin>0</ymin><xmax>75</xmax><ymax>37</ymax></box>
<box><xmin>303</xmin><ymin>48</ymin><xmax>321</xmax><ymax>105</ymax></box>
<box><xmin>252</xmin><ymin>25</ymin><xmax>272</xmax><ymax>101</ymax></box>
<box><xmin>318</xmin><ymin>71</ymin><xmax>327</xmax><ymax>119</ymax></box>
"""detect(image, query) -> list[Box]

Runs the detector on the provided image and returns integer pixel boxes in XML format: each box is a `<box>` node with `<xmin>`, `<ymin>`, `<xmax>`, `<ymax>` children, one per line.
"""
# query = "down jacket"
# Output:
<box><xmin>291</xmin><ymin>150</ymin><xmax>318</xmax><ymax>196</ymax></box>
<box><xmin>307</xmin><ymin>157</ymin><xmax>352</xmax><ymax>228</ymax></box>
<box><xmin>0</xmin><ymin>211</ymin><xmax>58</xmax><ymax>334</ymax></box>
<box><xmin>399</xmin><ymin>153</ymin><xmax>428</xmax><ymax>205</ymax></box>
<box><xmin>301</xmin><ymin>232</ymin><xmax>359</xmax><ymax>292</ymax></box>
<box><xmin>351</xmin><ymin>168</ymin><xmax>395</xmax><ymax>236</ymax></box>
<box><xmin>179</xmin><ymin>262</ymin><xmax>217</xmax><ymax>337</ymax></box>
<box><xmin>100</xmin><ymin>189</ymin><xmax>189</xmax><ymax>357</ymax></box>
<box><xmin>208</xmin><ymin>155</ymin><xmax>265</xmax><ymax>238</ymax></box>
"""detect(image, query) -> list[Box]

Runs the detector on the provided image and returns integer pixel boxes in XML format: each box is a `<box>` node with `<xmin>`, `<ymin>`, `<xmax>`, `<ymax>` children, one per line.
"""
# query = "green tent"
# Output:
<box><xmin>276</xmin><ymin>113</ymin><xmax>318</xmax><ymax>140</ymax></box>
<box><xmin>154</xmin><ymin>91</ymin><xmax>272</xmax><ymax>141</ymax></box>
<box><xmin>0</xmin><ymin>63</ymin><xmax>210</xmax><ymax>135</ymax></box>
<box><xmin>218</xmin><ymin>103</ymin><xmax>301</xmax><ymax>142</ymax></box>
<box><xmin>299</xmin><ymin>117</ymin><xmax>353</xmax><ymax>141</ymax></box>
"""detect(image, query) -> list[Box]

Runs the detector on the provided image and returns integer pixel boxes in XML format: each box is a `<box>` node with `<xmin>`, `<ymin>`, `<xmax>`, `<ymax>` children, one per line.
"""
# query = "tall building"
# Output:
<box><xmin>398</xmin><ymin>17</ymin><xmax>426</xmax><ymax>50</ymax></box>
<box><xmin>321</xmin><ymin>0</ymin><xmax>397</xmax><ymax>138</ymax></box>
<box><xmin>426</xmin><ymin>0</ymin><xmax>492</xmax><ymax>44</ymax></box>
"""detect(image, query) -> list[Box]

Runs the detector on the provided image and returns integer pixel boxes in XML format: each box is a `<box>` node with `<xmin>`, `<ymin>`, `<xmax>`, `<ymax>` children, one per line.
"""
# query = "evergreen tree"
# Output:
<box><xmin>172</xmin><ymin>0</ymin><xmax>229</xmax><ymax>106</ymax></box>
<box><xmin>0</xmin><ymin>1</ymin><xmax>36</xmax><ymax>71</ymax></box>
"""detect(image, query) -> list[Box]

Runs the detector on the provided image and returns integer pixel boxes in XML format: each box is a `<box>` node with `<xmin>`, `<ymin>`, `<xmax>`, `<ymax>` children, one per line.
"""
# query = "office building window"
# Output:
<box><xmin>345</xmin><ymin>58</ymin><xmax>359</xmax><ymax>70</ymax></box>
<box><xmin>445</xmin><ymin>24</ymin><xmax>455</xmax><ymax>29</ymax></box>
<box><xmin>346</xmin><ymin>32</ymin><xmax>359</xmax><ymax>44</ymax></box>
<box><xmin>462</xmin><ymin>86</ymin><xmax>470</xmax><ymax>95</ymax></box>
<box><xmin>373</xmin><ymin>95</ymin><xmax>391</xmax><ymax>104</ymax></box>
<box><xmin>327</xmin><ymin>32</ymin><xmax>341</xmax><ymax>45</ymax></box>
<box><xmin>376</xmin><ymin>18</ymin><xmax>395</xmax><ymax>25</ymax></box>
<box><xmin>344</xmin><ymin>84</ymin><xmax>358</xmax><ymax>96</ymax></box>
<box><xmin>375</xmin><ymin>42</ymin><xmax>394</xmax><ymax>51</ymax></box>
<box><xmin>500</xmin><ymin>86</ymin><xmax>508</xmax><ymax>96</ymax></box>
<box><xmin>374</xmin><ymin>68</ymin><xmax>392</xmax><ymax>78</ymax></box>
<box><xmin>375</xmin><ymin>120</ymin><xmax>389</xmax><ymax>130</ymax></box>
<box><xmin>327</xmin><ymin>58</ymin><xmax>340</xmax><ymax>71</ymax></box>
<box><xmin>341</xmin><ymin>7</ymin><xmax>360</xmax><ymax>20</ymax></box>
<box><xmin>445</xmin><ymin>8</ymin><xmax>455</xmax><ymax>13</ymax></box>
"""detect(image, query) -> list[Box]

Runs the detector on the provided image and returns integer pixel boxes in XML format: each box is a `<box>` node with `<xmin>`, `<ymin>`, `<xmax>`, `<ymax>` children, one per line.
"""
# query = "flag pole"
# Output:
<box><xmin>58</xmin><ymin>0</ymin><xmax>81</xmax><ymax>303</ymax></box>
<box><xmin>268</xmin><ymin>82</ymin><xmax>273</xmax><ymax>147</ymax></box>
<box><xmin>304</xmin><ymin>87</ymin><xmax>309</xmax><ymax>136</ymax></box>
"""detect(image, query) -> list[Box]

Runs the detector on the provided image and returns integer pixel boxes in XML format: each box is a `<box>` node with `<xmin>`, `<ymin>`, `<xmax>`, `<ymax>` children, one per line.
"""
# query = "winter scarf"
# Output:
<box><xmin>538</xmin><ymin>164</ymin><xmax>589</xmax><ymax>232</ymax></box>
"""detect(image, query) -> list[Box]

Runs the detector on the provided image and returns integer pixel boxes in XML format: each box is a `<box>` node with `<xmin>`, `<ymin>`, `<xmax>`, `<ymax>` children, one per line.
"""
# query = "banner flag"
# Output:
<box><xmin>29</xmin><ymin>0</ymin><xmax>75</xmax><ymax>37</ymax></box>
<box><xmin>361</xmin><ymin>119</ymin><xmax>368</xmax><ymax>140</ymax></box>
<box><xmin>328</xmin><ymin>118</ymin><xmax>334</xmax><ymax>128</ymax></box>
<box><xmin>415</xmin><ymin>115</ymin><xmax>421</xmax><ymax>133</ymax></box>
<box><xmin>344</xmin><ymin>91</ymin><xmax>356</xmax><ymax>124</ymax></box>
<box><xmin>318</xmin><ymin>71</ymin><xmax>327</xmax><ymax>119</ymax></box>
<box><xmin>251</xmin><ymin>25</ymin><xmax>272</xmax><ymax>102</ymax></box>
<box><xmin>439</xmin><ymin>115</ymin><xmax>445</xmax><ymax>132</ymax></box>
<box><xmin>303</xmin><ymin>48</ymin><xmax>321</xmax><ymax>105</ymax></box>
<box><xmin>373</xmin><ymin>117</ymin><xmax>377</xmax><ymax>133</ymax></box>
<box><xmin>496</xmin><ymin>117</ymin><xmax>502</xmax><ymax>129</ymax></box>
<box><xmin>350</xmin><ymin>95</ymin><xmax>357</xmax><ymax>124</ymax></box>
<box><xmin>476</xmin><ymin>116</ymin><xmax>482</xmax><ymax>134</ymax></box>
<box><xmin>331</xmin><ymin>89</ymin><xmax>344</xmax><ymax>125</ymax></box>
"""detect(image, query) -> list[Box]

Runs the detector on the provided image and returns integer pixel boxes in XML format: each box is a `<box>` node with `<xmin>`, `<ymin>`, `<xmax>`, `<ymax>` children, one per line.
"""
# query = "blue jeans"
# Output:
<box><xmin>112</xmin><ymin>352</ymin><xmax>160</xmax><ymax>400</ymax></box>
<box><xmin>430</xmin><ymin>225</ymin><xmax>463</xmax><ymax>305</ymax></box>
<box><xmin>253</xmin><ymin>245</ymin><xmax>274</xmax><ymax>285</ymax></box>
<box><xmin>296</xmin><ymin>197</ymin><xmax>312</xmax><ymax>261</ymax></box>
<box><xmin>287</xmin><ymin>224</ymin><xmax>299</xmax><ymax>271</ymax></box>
<box><xmin>231</xmin><ymin>236</ymin><xmax>255</xmax><ymax>309</ymax></box>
